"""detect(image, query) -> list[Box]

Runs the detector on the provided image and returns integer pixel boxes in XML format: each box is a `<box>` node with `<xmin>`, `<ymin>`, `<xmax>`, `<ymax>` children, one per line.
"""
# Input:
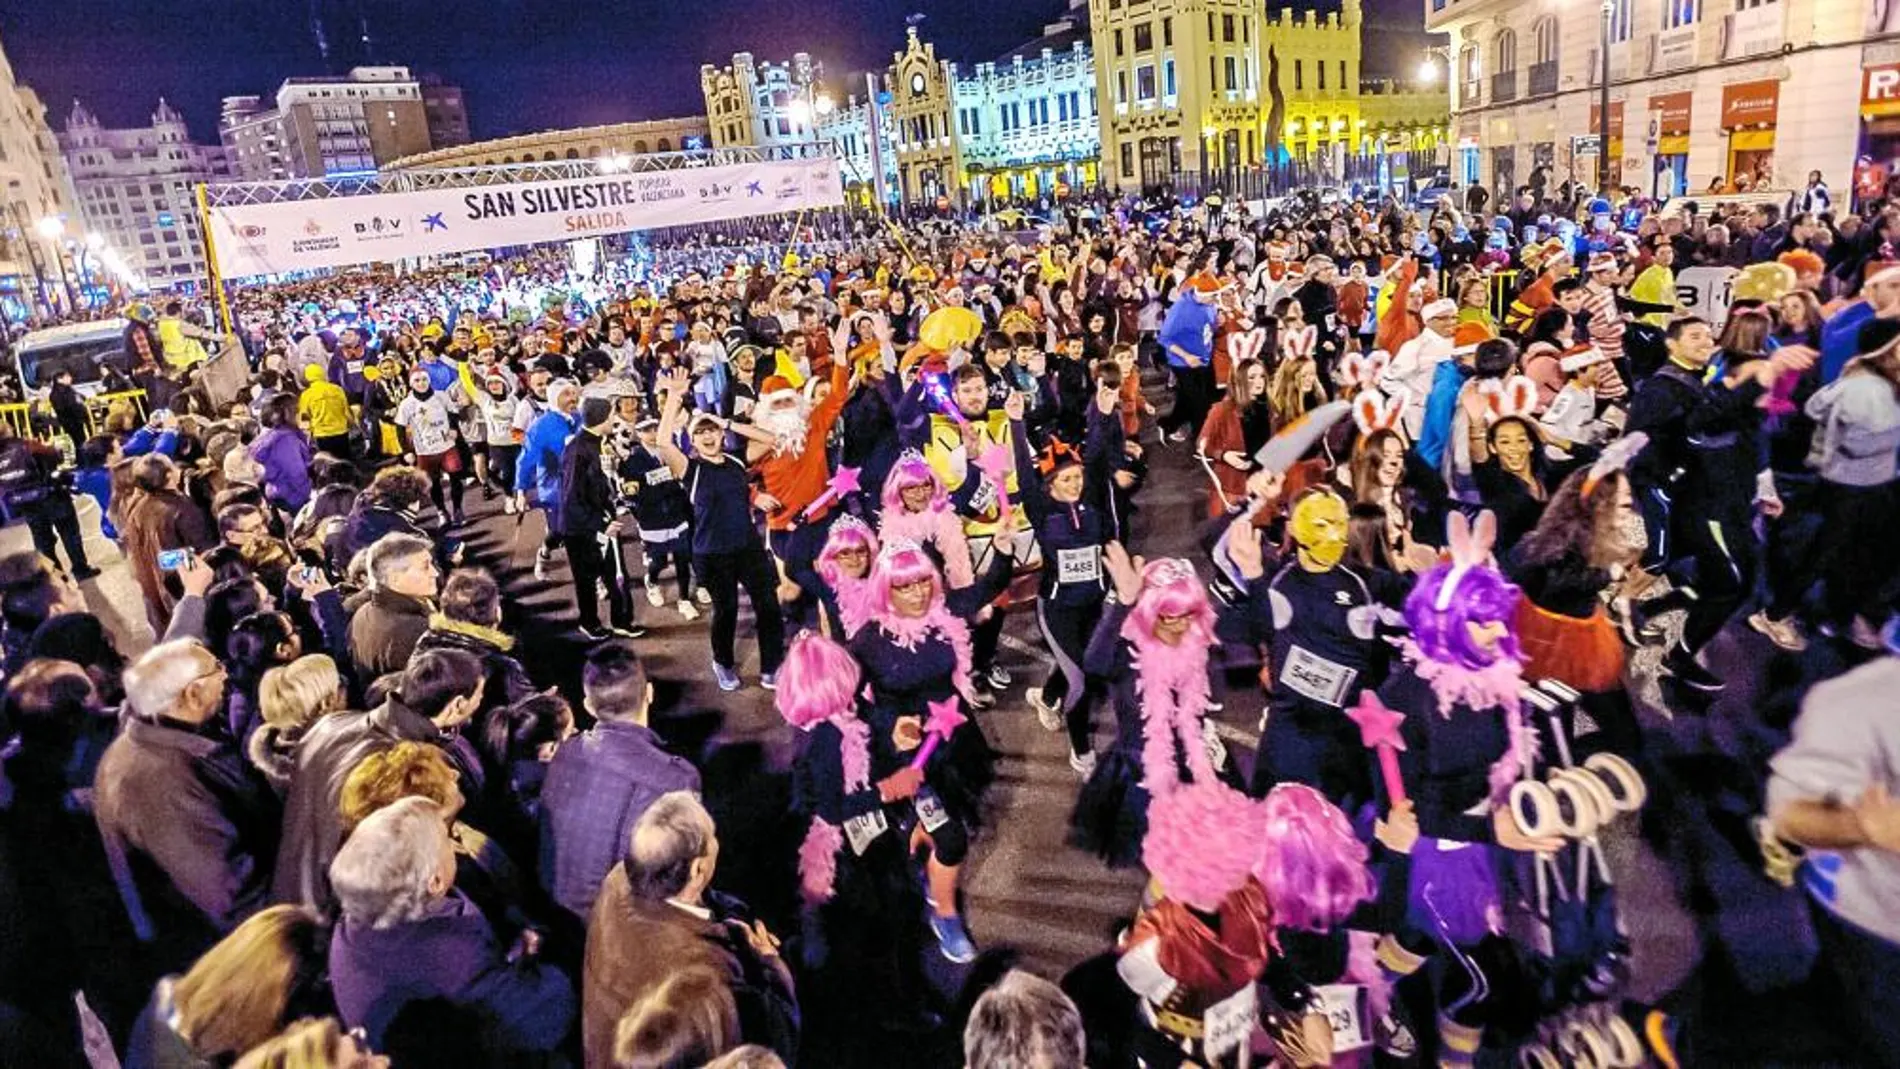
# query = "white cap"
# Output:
<box><xmin>1422</xmin><ymin>298</ymin><xmax>1459</xmax><ymax>321</ymax></box>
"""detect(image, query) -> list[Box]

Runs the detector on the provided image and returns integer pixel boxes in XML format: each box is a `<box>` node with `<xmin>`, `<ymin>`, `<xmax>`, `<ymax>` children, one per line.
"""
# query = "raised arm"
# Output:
<box><xmin>655</xmin><ymin>368</ymin><xmax>692</xmax><ymax>478</ymax></box>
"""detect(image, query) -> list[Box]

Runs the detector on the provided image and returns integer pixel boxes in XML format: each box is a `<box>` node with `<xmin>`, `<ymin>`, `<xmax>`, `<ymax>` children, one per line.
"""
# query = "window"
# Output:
<box><xmin>1122</xmin><ymin>141</ymin><xmax>1135</xmax><ymax>176</ymax></box>
<box><xmin>1460</xmin><ymin>45</ymin><xmax>1480</xmax><ymax>84</ymax></box>
<box><xmin>1495</xmin><ymin>29</ymin><xmax>1517</xmax><ymax>72</ymax></box>
<box><xmin>1115</xmin><ymin>29</ymin><xmax>1125</xmax><ymax>57</ymax></box>
<box><xmin>1118</xmin><ymin>70</ymin><xmax>1129</xmax><ymax>104</ymax></box>
<box><xmin>971</xmin><ymin>108</ymin><xmax>981</xmax><ymax>134</ymax></box>
<box><xmin>1165</xmin><ymin>59</ymin><xmax>1177</xmax><ymax>96</ymax></box>
<box><xmin>1735</xmin><ymin>0</ymin><xmax>1775</xmax><ymax>9</ymax></box>
<box><xmin>1138</xmin><ymin>65</ymin><xmax>1158</xmax><ymax>101</ymax></box>
<box><xmin>1134</xmin><ymin>23</ymin><xmax>1154</xmax><ymax>51</ymax></box>
<box><xmin>1011</xmin><ymin>102</ymin><xmax>1022</xmax><ymax>128</ymax></box>
<box><xmin>1208</xmin><ymin>13</ymin><xmax>1216</xmax><ymax>38</ymax></box>
<box><xmin>1163</xmin><ymin>16</ymin><xmax>1174</xmax><ymax>45</ymax></box>
<box><xmin>1319</xmin><ymin>62</ymin><xmax>1327</xmax><ymax>90</ymax></box>
<box><xmin>1295</xmin><ymin>60</ymin><xmax>1304</xmax><ymax>90</ymax></box>
<box><xmin>1243</xmin><ymin>17</ymin><xmax>1250</xmax><ymax>43</ymax></box>
<box><xmin>1226</xmin><ymin>56</ymin><xmax>1238</xmax><ymax>91</ymax></box>
<box><xmin>1340</xmin><ymin>60</ymin><xmax>1347</xmax><ymax>87</ymax></box>
<box><xmin>1662</xmin><ymin>0</ymin><xmax>1698</xmax><ymax>28</ymax></box>
<box><xmin>1210</xmin><ymin>56</ymin><xmax>1218</xmax><ymax>90</ymax></box>
<box><xmin>1223</xmin><ymin>14</ymin><xmax>1236</xmax><ymax>41</ymax></box>
<box><xmin>1057</xmin><ymin>95</ymin><xmax>1068</xmax><ymax>122</ymax></box>
<box><xmin>1534</xmin><ymin>17</ymin><xmax>1559</xmax><ymax>63</ymax></box>
<box><xmin>1610</xmin><ymin>0</ymin><xmax>1632</xmax><ymax>41</ymax></box>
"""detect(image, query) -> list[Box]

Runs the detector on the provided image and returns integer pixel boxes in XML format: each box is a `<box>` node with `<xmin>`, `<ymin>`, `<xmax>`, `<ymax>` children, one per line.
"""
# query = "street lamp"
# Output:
<box><xmin>34</xmin><ymin>215</ymin><xmax>62</xmax><ymax>241</ymax></box>
<box><xmin>815</xmin><ymin>93</ymin><xmax>835</xmax><ymax>117</ymax></box>
<box><xmin>1418</xmin><ymin>59</ymin><xmax>1440</xmax><ymax>84</ymax></box>
<box><xmin>1597</xmin><ymin>0</ymin><xmax>1614</xmax><ymax>195</ymax></box>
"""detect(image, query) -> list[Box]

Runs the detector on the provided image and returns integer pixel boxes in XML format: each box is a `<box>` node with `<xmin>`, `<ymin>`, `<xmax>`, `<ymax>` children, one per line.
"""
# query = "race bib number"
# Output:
<box><xmin>843</xmin><ymin>809</ymin><xmax>889</xmax><ymax>856</ymax></box>
<box><xmin>644</xmin><ymin>467</ymin><xmax>674</xmax><ymax>486</ymax></box>
<box><xmin>346</xmin><ymin>360</ymin><xmax>364</xmax><ymax>376</ymax></box>
<box><xmin>1055</xmin><ymin>545</ymin><xmax>1101</xmax><ymax>585</ymax></box>
<box><xmin>914</xmin><ymin>790</ymin><xmax>951</xmax><ymax>833</ymax></box>
<box><xmin>968</xmin><ymin>478</ymin><xmax>999</xmax><ymax>515</ymax></box>
<box><xmin>1281</xmin><ymin>645</ymin><xmax>1358</xmax><ymax>706</ymax></box>
<box><xmin>1203</xmin><ymin>983</ymin><xmax>1258</xmax><ymax>1060</ymax></box>
<box><xmin>1312</xmin><ymin>984</ymin><xmax>1370</xmax><ymax>1053</ymax></box>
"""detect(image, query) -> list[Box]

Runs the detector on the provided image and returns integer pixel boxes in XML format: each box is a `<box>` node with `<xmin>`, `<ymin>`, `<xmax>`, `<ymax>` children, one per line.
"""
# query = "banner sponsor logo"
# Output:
<box><xmin>208</xmin><ymin>156</ymin><xmax>844</xmax><ymax>278</ymax></box>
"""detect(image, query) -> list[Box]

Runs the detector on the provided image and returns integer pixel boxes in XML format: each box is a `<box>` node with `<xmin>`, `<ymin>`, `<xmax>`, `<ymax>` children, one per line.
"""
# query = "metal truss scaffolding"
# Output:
<box><xmin>199</xmin><ymin>143</ymin><xmax>837</xmax><ymax>207</ymax></box>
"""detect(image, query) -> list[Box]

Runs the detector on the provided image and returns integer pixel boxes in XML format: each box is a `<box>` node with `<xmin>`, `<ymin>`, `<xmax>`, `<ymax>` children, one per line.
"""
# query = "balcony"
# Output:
<box><xmin>1527</xmin><ymin>60</ymin><xmax>1558</xmax><ymax>97</ymax></box>
<box><xmin>1491</xmin><ymin>70</ymin><xmax>1518</xmax><ymax>103</ymax></box>
<box><xmin>1460</xmin><ymin>80</ymin><xmax>1482</xmax><ymax>109</ymax></box>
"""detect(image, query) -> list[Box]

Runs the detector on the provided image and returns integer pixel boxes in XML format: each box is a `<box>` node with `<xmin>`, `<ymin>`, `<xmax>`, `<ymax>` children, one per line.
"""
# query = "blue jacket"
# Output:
<box><xmin>1820</xmin><ymin>300</ymin><xmax>1877</xmax><ymax>386</ymax></box>
<box><xmin>1158</xmin><ymin>295</ymin><xmax>1218</xmax><ymax>369</ymax></box>
<box><xmin>516</xmin><ymin>409</ymin><xmax>577</xmax><ymax>505</ymax></box>
<box><xmin>1415</xmin><ymin>359</ymin><xmax>1471</xmax><ymax>471</ymax></box>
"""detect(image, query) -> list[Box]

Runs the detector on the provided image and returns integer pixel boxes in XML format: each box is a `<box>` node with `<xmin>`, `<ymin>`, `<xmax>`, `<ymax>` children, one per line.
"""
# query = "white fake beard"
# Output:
<box><xmin>754</xmin><ymin>403</ymin><xmax>811</xmax><ymax>456</ymax></box>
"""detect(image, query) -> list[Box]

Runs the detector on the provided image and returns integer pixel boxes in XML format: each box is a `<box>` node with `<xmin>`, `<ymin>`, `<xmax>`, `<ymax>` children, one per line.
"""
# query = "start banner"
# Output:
<box><xmin>207</xmin><ymin>156</ymin><xmax>843</xmax><ymax>278</ymax></box>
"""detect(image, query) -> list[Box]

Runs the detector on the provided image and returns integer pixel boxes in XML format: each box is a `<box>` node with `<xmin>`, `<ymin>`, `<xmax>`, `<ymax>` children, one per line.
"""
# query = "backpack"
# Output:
<box><xmin>0</xmin><ymin>437</ymin><xmax>50</xmax><ymax>514</ymax></box>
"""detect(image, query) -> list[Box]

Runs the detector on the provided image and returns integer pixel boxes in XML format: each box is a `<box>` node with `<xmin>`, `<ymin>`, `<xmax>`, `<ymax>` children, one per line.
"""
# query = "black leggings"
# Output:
<box><xmin>1037</xmin><ymin>598</ymin><xmax>1098</xmax><ymax>755</ymax></box>
<box><xmin>644</xmin><ymin>536</ymin><xmax>693</xmax><ymax>599</ymax></box>
<box><xmin>1674</xmin><ymin>511</ymin><xmax>1756</xmax><ymax>653</ymax></box>
<box><xmin>695</xmin><ymin>543</ymin><xmax>786</xmax><ymax>673</ymax></box>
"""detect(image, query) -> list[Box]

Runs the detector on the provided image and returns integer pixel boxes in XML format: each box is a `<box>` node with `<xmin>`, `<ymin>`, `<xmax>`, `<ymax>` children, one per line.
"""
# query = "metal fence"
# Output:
<box><xmin>1160</xmin><ymin>149</ymin><xmax>1450</xmax><ymax>202</ymax></box>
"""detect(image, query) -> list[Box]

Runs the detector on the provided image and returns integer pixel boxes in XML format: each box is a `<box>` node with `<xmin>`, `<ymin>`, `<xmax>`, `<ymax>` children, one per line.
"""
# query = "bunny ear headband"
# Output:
<box><xmin>1352</xmin><ymin>387</ymin><xmax>1406</xmax><ymax>437</ymax></box>
<box><xmin>1582</xmin><ymin>431</ymin><xmax>1649</xmax><ymax>497</ymax></box>
<box><xmin>1228</xmin><ymin>326</ymin><xmax>1268</xmax><ymax>365</ymax></box>
<box><xmin>1338</xmin><ymin>350</ymin><xmax>1391</xmax><ymax>391</ymax></box>
<box><xmin>1435</xmin><ymin>508</ymin><xmax>1499</xmax><ymax>611</ymax></box>
<box><xmin>1477</xmin><ymin>374</ymin><xmax>1538</xmax><ymax>423</ymax></box>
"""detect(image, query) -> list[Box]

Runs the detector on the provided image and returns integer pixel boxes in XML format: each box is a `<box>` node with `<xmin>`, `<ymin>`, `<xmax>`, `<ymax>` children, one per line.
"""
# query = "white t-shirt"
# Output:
<box><xmin>396</xmin><ymin>393</ymin><xmax>458</xmax><ymax>456</ymax></box>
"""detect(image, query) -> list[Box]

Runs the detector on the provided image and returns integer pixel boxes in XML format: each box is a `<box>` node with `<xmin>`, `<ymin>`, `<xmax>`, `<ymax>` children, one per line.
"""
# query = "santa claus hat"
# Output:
<box><xmin>758</xmin><ymin>375</ymin><xmax>800</xmax><ymax>403</ymax></box>
<box><xmin>1186</xmin><ymin>273</ymin><xmax>1229</xmax><ymax>294</ymax></box>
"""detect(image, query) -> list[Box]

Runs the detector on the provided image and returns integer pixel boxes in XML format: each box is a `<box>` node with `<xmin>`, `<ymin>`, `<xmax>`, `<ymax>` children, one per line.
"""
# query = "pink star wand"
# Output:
<box><xmin>800</xmin><ymin>465</ymin><xmax>861</xmax><ymax>520</ymax></box>
<box><xmin>909</xmin><ymin>697</ymin><xmax>968</xmax><ymax>770</ymax></box>
<box><xmin>1345</xmin><ymin>691</ymin><xmax>1409</xmax><ymax>807</ymax></box>
<box><xmin>974</xmin><ymin>443</ymin><xmax>1015</xmax><ymax>519</ymax></box>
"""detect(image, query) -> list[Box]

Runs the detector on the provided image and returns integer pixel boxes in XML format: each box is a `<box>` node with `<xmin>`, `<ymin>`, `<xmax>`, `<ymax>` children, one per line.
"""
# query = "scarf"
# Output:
<box><xmin>879</xmin><ymin>605</ymin><xmax>974</xmax><ymax>702</ymax></box>
<box><xmin>796</xmin><ymin>712</ymin><xmax>873</xmax><ymax>906</ymax></box>
<box><xmin>1130</xmin><ymin>632</ymin><xmax>1215</xmax><ymax>795</ymax></box>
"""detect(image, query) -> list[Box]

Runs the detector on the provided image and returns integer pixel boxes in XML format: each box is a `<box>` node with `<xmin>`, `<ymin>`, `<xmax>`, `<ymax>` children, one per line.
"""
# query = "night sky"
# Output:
<box><xmin>0</xmin><ymin>0</ymin><xmax>1427</xmax><ymax>143</ymax></box>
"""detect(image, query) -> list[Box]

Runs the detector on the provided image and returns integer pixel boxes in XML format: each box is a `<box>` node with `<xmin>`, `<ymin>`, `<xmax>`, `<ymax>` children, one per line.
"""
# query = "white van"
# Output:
<box><xmin>10</xmin><ymin>318</ymin><xmax>134</xmax><ymax>398</ymax></box>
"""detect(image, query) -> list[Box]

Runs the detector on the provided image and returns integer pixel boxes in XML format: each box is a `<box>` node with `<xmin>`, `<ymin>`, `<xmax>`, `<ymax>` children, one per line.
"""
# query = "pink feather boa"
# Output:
<box><xmin>878</xmin><ymin>606</ymin><xmax>975</xmax><ymax>701</ymax></box>
<box><xmin>833</xmin><ymin>575</ymin><xmax>873</xmax><ymax>637</ymax></box>
<box><xmin>1131</xmin><ymin>634</ymin><xmax>1216</xmax><ymax>795</ymax></box>
<box><xmin>878</xmin><ymin>506</ymin><xmax>976</xmax><ymax>589</ymax></box>
<box><xmin>1396</xmin><ymin>637</ymin><xmax>1538</xmax><ymax>803</ymax></box>
<box><xmin>798</xmin><ymin>819</ymin><xmax>844</xmax><ymax>905</ymax></box>
<box><xmin>794</xmin><ymin>715</ymin><xmax>871</xmax><ymax>907</ymax></box>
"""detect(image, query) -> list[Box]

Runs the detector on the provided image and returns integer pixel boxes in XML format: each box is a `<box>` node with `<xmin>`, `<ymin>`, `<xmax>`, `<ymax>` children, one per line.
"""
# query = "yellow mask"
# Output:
<box><xmin>1291</xmin><ymin>492</ymin><xmax>1349</xmax><ymax>570</ymax></box>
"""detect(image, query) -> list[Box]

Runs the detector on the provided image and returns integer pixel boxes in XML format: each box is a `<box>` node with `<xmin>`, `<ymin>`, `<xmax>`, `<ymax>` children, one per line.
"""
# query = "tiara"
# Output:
<box><xmin>830</xmin><ymin>513</ymin><xmax>873</xmax><ymax>539</ymax></box>
<box><xmin>876</xmin><ymin>536</ymin><xmax>924</xmax><ymax>565</ymax></box>
<box><xmin>1148</xmin><ymin>558</ymin><xmax>1196</xmax><ymax>588</ymax></box>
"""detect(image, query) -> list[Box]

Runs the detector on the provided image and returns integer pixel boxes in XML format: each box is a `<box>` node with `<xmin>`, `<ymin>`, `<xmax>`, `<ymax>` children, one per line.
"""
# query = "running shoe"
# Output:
<box><xmin>678</xmin><ymin>601</ymin><xmax>701</xmax><ymax>621</ymax></box>
<box><xmin>928</xmin><ymin>913</ymin><xmax>977</xmax><ymax>963</ymax></box>
<box><xmin>760</xmin><ymin>671</ymin><xmax>778</xmax><ymax>691</ymax></box>
<box><xmin>646</xmin><ymin>583</ymin><xmax>665</xmax><ymax>607</ymax></box>
<box><xmin>1027</xmin><ymin>687</ymin><xmax>1063</xmax><ymax>732</ymax></box>
<box><xmin>712</xmin><ymin>663</ymin><xmax>742</xmax><ymax>692</ymax></box>
<box><xmin>1663</xmin><ymin>646</ymin><xmax>1724</xmax><ymax>692</ymax></box>
<box><xmin>1069</xmin><ymin>749</ymin><xmax>1097</xmax><ymax>777</ymax></box>
<box><xmin>1747</xmin><ymin>611</ymin><xmax>1806</xmax><ymax>652</ymax></box>
<box><xmin>694</xmin><ymin>587</ymin><xmax>711</xmax><ymax>605</ymax></box>
<box><xmin>986</xmin><ymin>665</ymin><xmax>1012</xmax><ymax>689</ymax></box>
<box><xmin>534</xmin><ymin>546</ymin><xmax>551</xmax><ymax>581</ymax></box>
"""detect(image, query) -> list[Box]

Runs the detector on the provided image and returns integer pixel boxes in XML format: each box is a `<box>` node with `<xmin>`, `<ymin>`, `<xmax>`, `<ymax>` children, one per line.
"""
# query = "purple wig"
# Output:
<box><xmin>1253</xmin><ymin>784</ymin><xmax>1376</xmax><ymax>933</ymax></box>
<box><xmin>1402</xmin><ymin>561</ymin><xmax>1523</xmax><ymax>670</ymax></box>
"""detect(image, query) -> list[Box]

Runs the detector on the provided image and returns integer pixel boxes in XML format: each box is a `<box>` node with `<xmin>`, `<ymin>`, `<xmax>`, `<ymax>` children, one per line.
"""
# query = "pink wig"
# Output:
<box><xmin>818</xmin><ymin>515</ymin><xmax>880</xmax><ymax>633</ymax></box>
<box><xmin>777</xmin><ymin>632</ymin><xmax>863</xmax><ymax>731</ymax></box>
<box><xmin>866</xmin><ymin>541</ymin><xmax>974</xmax><ymax>700</ymax></box>
<box><xmin>1123</xmin><ymin>559</ymin><xmax>1219</xmax><ymax>793</ymax></box>
<box><xmin>1142</xmin><ymin>781</ymin><xmax>1265</xmax><ymax>912</ymax></box>
<box><xmin>776</xmin><ymin>633</ymin><xmax>872</xmax><ymax>793</ymax></box>
<box><xmin>880</xmin><ymin>451</ymin><xmax>949</xmax><ymax>513</ymax></box>
<box><xmin>1121</xmin><ymin>558</ymin><xmax>1217</xmax><ymax>650</ymax></box>
<box><xmin>877</xmin><ymin>454</ymin><xmax>974</xmax><ymax>589</ymax></box>
<box><xmin>1253</xmin><ymin>784</ymin><xmax>1376</xmax><ymax>934</ymax></box>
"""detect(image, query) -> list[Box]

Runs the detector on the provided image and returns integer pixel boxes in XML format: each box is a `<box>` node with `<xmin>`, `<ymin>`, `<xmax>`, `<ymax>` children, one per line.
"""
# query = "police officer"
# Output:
<box><xmin>0</xmin><ymin>419</ymin><xmax>96</xmax><ymax>579</ymax></box>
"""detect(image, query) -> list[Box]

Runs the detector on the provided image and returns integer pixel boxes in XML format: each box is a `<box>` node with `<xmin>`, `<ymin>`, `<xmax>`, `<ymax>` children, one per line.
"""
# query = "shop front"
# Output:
<box><xmin>1859</xmin><ymin>62</ymin><xmax>1900</xmax><ymax>207</ymax></box>
<box><xmin>1589</xmin><ymin>101</ymin><xmax>1627</xmax><ymax>189</ymax></box>
<box><xmin>1649</xmin><ymin>91</ymin><xmax>1693</xmax><ymax>197</ymax></box>
<box><xmin>1457</xmin><ymin>114</ymin><xmax>1481</xmax><ymax>186</ymax></box>
<box><xmin>1720</xmin><ymin>79</ymin><xmax>1780</xmax><ymax>189</ymax></box>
